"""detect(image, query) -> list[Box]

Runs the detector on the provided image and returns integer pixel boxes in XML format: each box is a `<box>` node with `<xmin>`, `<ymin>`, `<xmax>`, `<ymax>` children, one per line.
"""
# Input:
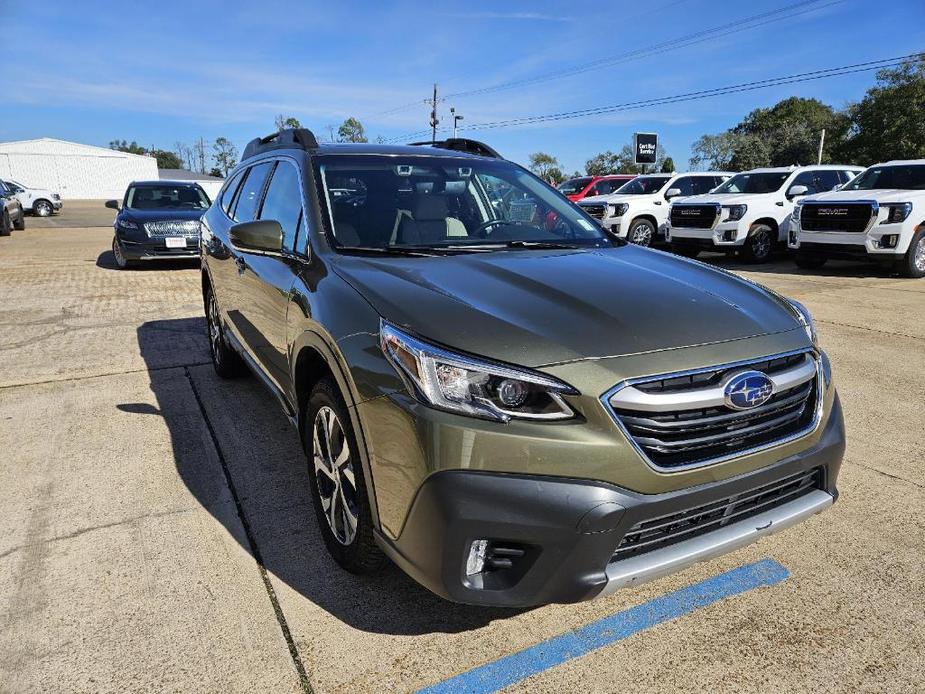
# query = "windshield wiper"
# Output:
<box><xmin>335</xmin><ymin>245</ymin><xmax>440</xmax><ymax>257</ymax></box>
<box><xmin>504</xmin><ymin>240</ymin><xmax>585</xmax><ymax>250</ymax></box>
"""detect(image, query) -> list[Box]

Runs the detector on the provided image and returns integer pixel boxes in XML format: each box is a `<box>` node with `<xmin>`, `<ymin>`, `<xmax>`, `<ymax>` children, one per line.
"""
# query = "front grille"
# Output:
<box><xmin>580</xmin><ymin>203</ymin><xmax>606</xmax><ymax>220</ymax></box>
<box><xmin>670</xmin><ymin>203</ymin><xmax>720</xmax><ymax>229</ymax></box>
<box><xmin>611</xmin><ymin>467</ymin><xmax>823</xmax><ymax>562</ymax></box>
<box><xmin>607</xmin><ymin>352</ymin><xmax>819</xmax><ymax>470</ymax></box>
<box><xmin>144</xmin><ymin>220</ymin><xmax>201</xmax><ymax>237</ymax></box>
<box><xmin>800</xmin><ymin>202</ymin><xmax>875</xmax><ymax>233</ymax></box>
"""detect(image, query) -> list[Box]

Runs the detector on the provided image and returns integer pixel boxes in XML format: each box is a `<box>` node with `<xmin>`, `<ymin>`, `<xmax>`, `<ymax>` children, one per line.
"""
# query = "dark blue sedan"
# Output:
<box><xmin>107</xmin><ymin>181</ymin><xmax>211</xmax><ymax>269</ymax></box>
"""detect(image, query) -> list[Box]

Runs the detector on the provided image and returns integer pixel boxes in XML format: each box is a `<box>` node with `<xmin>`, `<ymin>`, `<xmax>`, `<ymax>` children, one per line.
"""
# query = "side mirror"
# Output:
<box><xmin>230</xmin><ymin>219</ymin><xmax>283</xmax><ymax>253</ymax></box>
<box><xmin>787</xmin><ymin>185</ymin><xmax>809</xmax><ymax>199</ymax></box>
<box><xmin>105</xmin><ymin>200</ymin><xmax>120</xmax><ymax>210</ymax></box>
<box><xmin>665</xmin><ymin>188</ymin><xmax>682</xmax><ymax>200</ymax></box>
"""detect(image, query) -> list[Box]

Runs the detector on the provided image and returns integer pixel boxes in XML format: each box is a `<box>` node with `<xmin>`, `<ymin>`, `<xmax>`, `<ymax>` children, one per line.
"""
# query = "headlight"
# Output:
<box><xmin>118</xmin><ymin>219</ymin><xmax>139</xmax><ymax>230</ymax></box>
<box><xmin>792</xmin><ymin>203</ymin><xmax>802</xmax><ymax>222</ymax></box>
<box><xmin>882</xmin><ymin>203</ymin><xmax>912</xmax><ymax>224</ymax></box>
<box><xmin>380</xmin><ymin>322</ymin><xmax>576</xmax><ymax>422</ymax></box>
<box><xmin>788</xmin><ymin>299</ymin><xmax>817</xmax><ymax>345</ymax></box>
<box><xmin>609</xmin><ymin>203</ymin><xmax>629</xmax><ymax>217</ymax></box>
<box><xmin>722</xmin><ymin>204</ymin><xmax>747</xmax><ymax>222</ymax></box>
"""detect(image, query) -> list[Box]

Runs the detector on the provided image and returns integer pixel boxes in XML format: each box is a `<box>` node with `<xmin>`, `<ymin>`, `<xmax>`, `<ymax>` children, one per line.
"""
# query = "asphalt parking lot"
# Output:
<box><xmin>1</xmin><ymin>201</ymin><xmax>923</xmax><ymax>693</ymax></box>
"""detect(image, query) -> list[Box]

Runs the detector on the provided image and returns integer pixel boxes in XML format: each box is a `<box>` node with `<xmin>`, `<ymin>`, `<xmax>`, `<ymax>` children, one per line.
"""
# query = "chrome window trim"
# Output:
<box><xmin>600</xmin><ymin>348</ymin><xmax>824</xmax><ymax>473</ymax></box>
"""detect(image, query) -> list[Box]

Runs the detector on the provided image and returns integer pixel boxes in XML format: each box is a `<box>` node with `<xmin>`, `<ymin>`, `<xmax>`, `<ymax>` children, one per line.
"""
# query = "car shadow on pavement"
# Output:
<box><xmin>96</xmin><ymin>250</ymin><xmax>199</xmax><ymax>271</ymax></box>
<box><xmin>135</xmin><ymin>318</ymin><xmax>527</xmax><ymax>635</ymax></box>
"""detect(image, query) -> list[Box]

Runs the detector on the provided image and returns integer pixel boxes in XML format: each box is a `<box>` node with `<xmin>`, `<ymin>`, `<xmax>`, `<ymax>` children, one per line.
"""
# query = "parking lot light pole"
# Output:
<box><xmin>451</xmin><ymin>108</ymin><xmax>464</xmax><ymax>138</ymax></box>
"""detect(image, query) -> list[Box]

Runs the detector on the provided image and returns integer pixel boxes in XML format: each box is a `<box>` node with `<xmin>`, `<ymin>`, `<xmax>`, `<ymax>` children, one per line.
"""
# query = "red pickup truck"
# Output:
<box><xmin>558</xmin><ymin>174</ymin><xmax>635</xmax><ymax>202</ymax></box>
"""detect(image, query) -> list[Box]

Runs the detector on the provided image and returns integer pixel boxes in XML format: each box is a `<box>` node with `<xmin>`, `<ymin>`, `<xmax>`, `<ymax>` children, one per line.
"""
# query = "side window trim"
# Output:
<box><xmin>257</xmin><ymin>156</ymin><xmax>311</xmax><ymax>258</ymax></box>
<box><xmin>230</xmin><ymin>167</ymin><xmax>252</xmax><ymax>220</ymax></box>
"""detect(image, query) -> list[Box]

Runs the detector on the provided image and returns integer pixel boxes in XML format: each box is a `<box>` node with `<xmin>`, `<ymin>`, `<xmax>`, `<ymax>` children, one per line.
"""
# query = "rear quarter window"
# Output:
<box><xmin>220</xmin><ymin>169</ymin><xmax>247</xmax><ymax>216</ymax></box>
<box><xmin>232</xmin><ymin>162</ymin><xmax>273</xmax><ymax>222</ymax></box>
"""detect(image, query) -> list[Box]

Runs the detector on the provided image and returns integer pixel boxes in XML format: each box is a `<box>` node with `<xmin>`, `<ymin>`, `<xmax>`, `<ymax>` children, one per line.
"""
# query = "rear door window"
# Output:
<box><xmin>258</xmin><ymin>161</ymin><xmax>304</xmax><ymax>251</ymax></box>
<box><xmin>669</xmin><ymin>177</ymin><xmax>695</xmax><ymax>197</ymax></box>
<box><xmin>233</xmin><ymin>162</ymin><xmax>273</xmax><ymax>222</ymax></box>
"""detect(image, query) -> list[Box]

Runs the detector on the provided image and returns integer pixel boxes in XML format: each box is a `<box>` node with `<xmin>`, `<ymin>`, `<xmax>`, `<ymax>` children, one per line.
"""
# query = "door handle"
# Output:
<box><xmin>235</xmin><ymin>256</ymin><xmax>246</xmax><ymax>274</ymax></box>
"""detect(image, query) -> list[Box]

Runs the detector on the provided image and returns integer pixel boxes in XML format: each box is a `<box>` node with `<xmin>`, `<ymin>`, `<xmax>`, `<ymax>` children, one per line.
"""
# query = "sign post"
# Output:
<box><xmin>634</xmin><ymin>132</ymin><xmax>658</xmax><ymax>171</ymax></box>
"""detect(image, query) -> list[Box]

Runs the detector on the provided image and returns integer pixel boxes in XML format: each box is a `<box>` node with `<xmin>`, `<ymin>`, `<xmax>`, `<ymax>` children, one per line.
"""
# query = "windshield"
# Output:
<box><xmin>125</xmin><ymin>184</ymin><xmax>211</xmax><ymax>210</ymax></box>
<box><xmin>843</xmin><ymin>164</ymin><xmax>925</xmax><ymax>191</ymax></box>
<box><xmin>614</xmin><ymin>176</ymin><xmax>671</xmax><ymax>195</ymax></box>
<box><xmin>317</xmin><ymin>155</ymin><xmax>610</xmax><ymax>252</ymax></box>
<box><xmin>714</xmin><ymin>172</ymin><xmax>790</xmax><ymax>194</ymax></box>
<box><xmin>557</xmin><ymin>177</ymin><xmax>592</xmax><ymax>195</ymax></box>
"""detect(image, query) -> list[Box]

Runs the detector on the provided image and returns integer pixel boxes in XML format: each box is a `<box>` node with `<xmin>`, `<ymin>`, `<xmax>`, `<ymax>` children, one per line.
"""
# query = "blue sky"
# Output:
<box><xmin>3</xmin><ymin>0</ymin><xmax>923</xmax><ymax>173</ymax></box>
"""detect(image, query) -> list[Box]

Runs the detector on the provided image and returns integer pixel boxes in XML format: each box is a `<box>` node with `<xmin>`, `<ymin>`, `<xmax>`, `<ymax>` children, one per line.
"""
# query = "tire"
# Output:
<box><xmin>740</xmin><ymin>223</ymin><xmax>774</xmax><ymax>263</ymax></box>
<box><xmin>0</xmin><ymin>211</ymin><xmax>11</xmax><ymax>236</ymax></box>
<box><xmin>794</xmin><ymin>252</ymin><xmax>827</xmax><ymax>270</ymax></box>
<box><xmin>304</xmin><ymin>378</ymin><xmax>385</xmax><ymax>575</ymax></box>
<box><xmin>205</xmin><ymin>286</ymin><xmax>245</xmax><ymax>378</ymax></box>
<box><xmin>111</xmin><ymin>237</ymin><xmax>136</xmax><ymax>269</ymax></box>
<box><xmin>627</xmin><ymin>218</ymin><xmax>656</xmax><ymax>247</ymax></box>
<box><xmin>898</xmin><ymin>228</ymin><xmax>925</xmax><ymax>279</ymax></box>
<box><xmin>13</xmin><ymin>211</ymin><xmax>25</xmax><ymax>231</ymax></box>
<box><xmin>671</xmin><ymin>243</ymin><xmax>701</xmax><ymax>259</ymax></box>
<box><xmin>33</xmin><ymin>200</ymin><xmax>54</xmax><ymax>217</ymax></box>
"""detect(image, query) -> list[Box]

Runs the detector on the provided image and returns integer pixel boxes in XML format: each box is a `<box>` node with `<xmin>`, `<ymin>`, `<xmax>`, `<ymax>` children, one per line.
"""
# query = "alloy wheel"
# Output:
<box><xmin>207</xmin><ymin>293</ymin><xmax>223</xmax><ymax>366</ymax></box>
<box><xmin>312</xmin><ymin>406</ymin><xmax>359</xmax><ymax>546</ymax></box>
<box><xmin>631</xmin><ymin>223</ymin><xmax>654</xmax><ymax>246</ymax></box>
<box><xmin>751</xmin><ymin>229</ymin><xmax>771</xmax><ymax>260</ymax></box>
<box><xmin>914</xmin><ymin>236</ymin><xmax>925</xmax><ymax>273</ymax></box>
<box><xmin>112</xmin><ymin>239</ymin><xmax>127</xmax><ymax>268</ymax></box>
<box><xmin>35</xmin><ymin>201</ymin><xmax>53</xmax><ymax>217</ymax></box>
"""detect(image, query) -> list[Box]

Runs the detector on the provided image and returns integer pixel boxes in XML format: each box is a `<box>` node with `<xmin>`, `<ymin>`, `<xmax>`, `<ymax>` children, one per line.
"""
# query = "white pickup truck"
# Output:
<box><xmin>789</xmin><ymin>159</ymin><xmax>925</xmax><ymax>278</ymax></box>
<box><xmin>667</xmin><ymin>165</ymin><xmax>862</xmax><ymax>262</ymax></box>
<box><xmin>0</xmin><ymin>179</ymin><xmax>63</xmax><ymax>217</ymax></box>
<box><xmin>577</xmin><ymin>171</ymin><xmax>731</xmax><ymax>246</ymax></box>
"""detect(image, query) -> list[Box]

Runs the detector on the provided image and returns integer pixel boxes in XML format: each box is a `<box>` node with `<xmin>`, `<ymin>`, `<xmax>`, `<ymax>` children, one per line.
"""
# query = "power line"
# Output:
<box><xmin>382</xmin><ymin>53</ymin><xmax>922</xmax><ymax>143</ymax></box>
<box><xmin>443</xmin><ymin>0</ymin><xmax>845</xmax><ymax>100</ymax></box>
<box><xmin>366</xmin><ymin>0</ymin><xmax>842</xmax><ymax>121</ymax></box>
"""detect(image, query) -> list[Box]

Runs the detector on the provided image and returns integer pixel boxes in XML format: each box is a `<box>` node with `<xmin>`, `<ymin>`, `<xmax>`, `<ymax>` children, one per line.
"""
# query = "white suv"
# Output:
<box><xmin>0</xmin><ymin>179</ymin><xmax>63</xmax><ymax>217</ymax></box>
<box><xmin>668</xmin><ymin>165</ymin><xmax>861</xmax><ymax>263</ymax></box>
<box><xmin>789</xmin><ymin>160</ymin><xmax>925</xmax><ymax>278</ymax></box>
<box><xmin>577</xmin><ymin>172</ymin><xmax>731</xmax><ymax>246</ymax></box>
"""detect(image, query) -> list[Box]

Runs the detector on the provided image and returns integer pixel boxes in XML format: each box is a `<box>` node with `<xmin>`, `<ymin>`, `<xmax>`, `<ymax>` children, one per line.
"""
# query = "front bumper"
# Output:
<box><xmin>117</xmin><ymin>237</ymin><xmax>199</xmax><ymax>260</ymax></box>
<box><xmin>789</xmin><ymin>220</ymin><xmax>913</xmax><ymax>258</ymax></box>
<box><xmin>53</xmin><ymin>200</ymin><xmax>63</xmax><ymax>211</ymax></box>
<box><xmin>670</xmin><ymin>220</ymin><xmax>747</xmax><ymax>247</ymax></box>
<box><xmin>376</xmin><ymin>394</ymin><xmax>844</xmax><ymax>607</ymax></box>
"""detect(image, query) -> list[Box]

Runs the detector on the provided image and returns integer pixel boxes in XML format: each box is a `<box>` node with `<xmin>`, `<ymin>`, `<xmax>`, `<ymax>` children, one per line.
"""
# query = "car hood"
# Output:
<box><xmin>581</xmin><ymin>193</ymin><xmax>653</xmax><ymax>205</ymax></box>
<box><xmin>120</xmin><ymin>208</ymin><xmax>207</xmax><ymax>223</ymax></box>
<box><xmin>802</xmin><ymin>188</ymin><xmax>922</xmax><ymax>204</ymax></box>
<box><xmin>331</xmin><ymin>246</ymin><xmax>802</xmax><ymax>367</ymax></box>
<box><xmin>679</xmin><ymin>193</ymin><xmax>765</xmax><ymax>205</ymax></box>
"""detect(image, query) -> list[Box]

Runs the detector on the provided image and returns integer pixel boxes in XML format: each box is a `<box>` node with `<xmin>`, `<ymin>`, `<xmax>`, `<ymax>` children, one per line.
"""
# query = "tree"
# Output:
<box><xmin>109</xmin><ymin>140</ymin><xmax>146</xmax><ymax>155</ymax></box>
<box><xmin>175</xmin><ymin>142</ymin><xmax>194</xmax><ymax>170</ymax></box>
<box><xmin>689</xmin><ymin>132</ymin><xmax>740</xmax><ymax>170</ymax></box>
<box><xmin>528</xmin><ymin>152</ymin><xmax>560</xmax><ymax>179</ymax></box>
<box><xmin>212</xmin><ymin>137</ymin><xmax>238</xmax><ymax>177</ymax></box>
<box><xmin>208</xmin><ymin>167</ymin><xmax>223</xmax><ymax>178</ymax></box>
<box><xmin>152</xmin><ymin>150</ymin><xmax>182</xmax><ymax>169</ymax></box>
<box><xmin>838</xmin><ymin>56</ymin><xmax>925</xmax><ymax>165</ymax></box>
<box><xmin>274</xmin><ymin>115</ymin><xmax>302</xmax><ymax>130</ymax></box>
<box><xmin>193</xmin><ymin>138</ymin><xmax>207</xmax><ymax>174</ymax></box>
<box><xmin>660</xmin><ymin>157</ymin><xmax>675</xmax><ymax>173</ymax></box>
<box><xmin>337</xmin><ymin>117</ymin><xmax>368</xmax><ymax>143</ymax></box>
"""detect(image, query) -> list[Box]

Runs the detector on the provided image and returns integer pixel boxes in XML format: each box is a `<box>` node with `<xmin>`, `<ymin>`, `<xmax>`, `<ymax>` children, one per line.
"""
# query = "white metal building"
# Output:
<box><xmin>0</xmin><ymin>138</ymin><xmax>158</xmax><ymax>200</ymax></box>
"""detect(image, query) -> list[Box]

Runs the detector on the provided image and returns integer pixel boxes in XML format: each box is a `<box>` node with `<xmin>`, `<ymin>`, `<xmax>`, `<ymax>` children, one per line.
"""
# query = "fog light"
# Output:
<box><xmin>879</xmin><ymin>235</ymin><xmax>898</xmax><ymax>249</ymax></box>
<box><xmin>466</xmin><ymin>539</ymin><xmax>488</xmax><ymax>576</ymax></box>
<box><xmin>723</xmin><ymin>229</ymin><xmax>736</xmax><ymax>242</ymax></box>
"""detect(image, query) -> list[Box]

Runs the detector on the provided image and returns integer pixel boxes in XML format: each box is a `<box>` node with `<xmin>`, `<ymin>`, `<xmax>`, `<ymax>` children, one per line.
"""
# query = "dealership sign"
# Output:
<box><xmin>634</xmin><ymin>132</ymin><xmax>658</xmax><ymax>165</ymax></box>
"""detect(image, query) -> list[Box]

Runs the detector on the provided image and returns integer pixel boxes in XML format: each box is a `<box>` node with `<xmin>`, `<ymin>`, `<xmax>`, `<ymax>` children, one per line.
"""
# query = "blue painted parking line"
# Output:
<box><xmin>418</xmin><ymin>559</ymin><xmax>790</xmax><ymax>694</ymax></box>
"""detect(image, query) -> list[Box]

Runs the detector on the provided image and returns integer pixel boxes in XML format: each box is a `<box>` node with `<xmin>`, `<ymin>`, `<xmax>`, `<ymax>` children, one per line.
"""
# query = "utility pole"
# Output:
<box><xmin>428</xmin><ymin>83</ymin><xmax>439</xmax><ymax>144</ymax></box>
<box><xmin>817</xmin><ymin>129</ymin><xmax>826</xmax><ymax>165</ymax></box>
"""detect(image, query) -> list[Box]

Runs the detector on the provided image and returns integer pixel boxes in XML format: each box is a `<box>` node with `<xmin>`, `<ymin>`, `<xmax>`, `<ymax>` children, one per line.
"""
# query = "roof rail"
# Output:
<box><xmin>243</xmin><ymin>128</ymin><xmax>320</xmax><ymax>160</ymax></box>
<box><xmin>408</xmin><ymin>138</ymin><xmax>503</xmax><ymax>159</ymax></box>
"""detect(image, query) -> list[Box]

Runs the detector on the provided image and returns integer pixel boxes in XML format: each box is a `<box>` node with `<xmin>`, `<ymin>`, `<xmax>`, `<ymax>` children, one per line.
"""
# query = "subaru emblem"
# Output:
<box><xmin>723</xmin><ymin>370</ymin><xmax>774</xmax><ymax>410</ymax></box>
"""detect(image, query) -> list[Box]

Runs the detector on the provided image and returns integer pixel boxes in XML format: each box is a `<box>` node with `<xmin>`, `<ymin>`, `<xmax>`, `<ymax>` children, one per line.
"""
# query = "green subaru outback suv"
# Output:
<box><xmin>200</xmin><ymin>129</ymin><xmax>844</xmax><ymax>607</ymax></box>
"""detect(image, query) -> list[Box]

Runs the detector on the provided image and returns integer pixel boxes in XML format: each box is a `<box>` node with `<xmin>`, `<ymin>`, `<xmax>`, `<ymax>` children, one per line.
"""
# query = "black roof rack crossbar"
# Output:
<box><xmin>408</xmin><ymin>138</ymin><xmax>503</xmax><ymax>159</ymax></box>
<box><xmin>243</xmin><ymin>128</ymin><xmax>320</xmax><ymax>160</ymax></box>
